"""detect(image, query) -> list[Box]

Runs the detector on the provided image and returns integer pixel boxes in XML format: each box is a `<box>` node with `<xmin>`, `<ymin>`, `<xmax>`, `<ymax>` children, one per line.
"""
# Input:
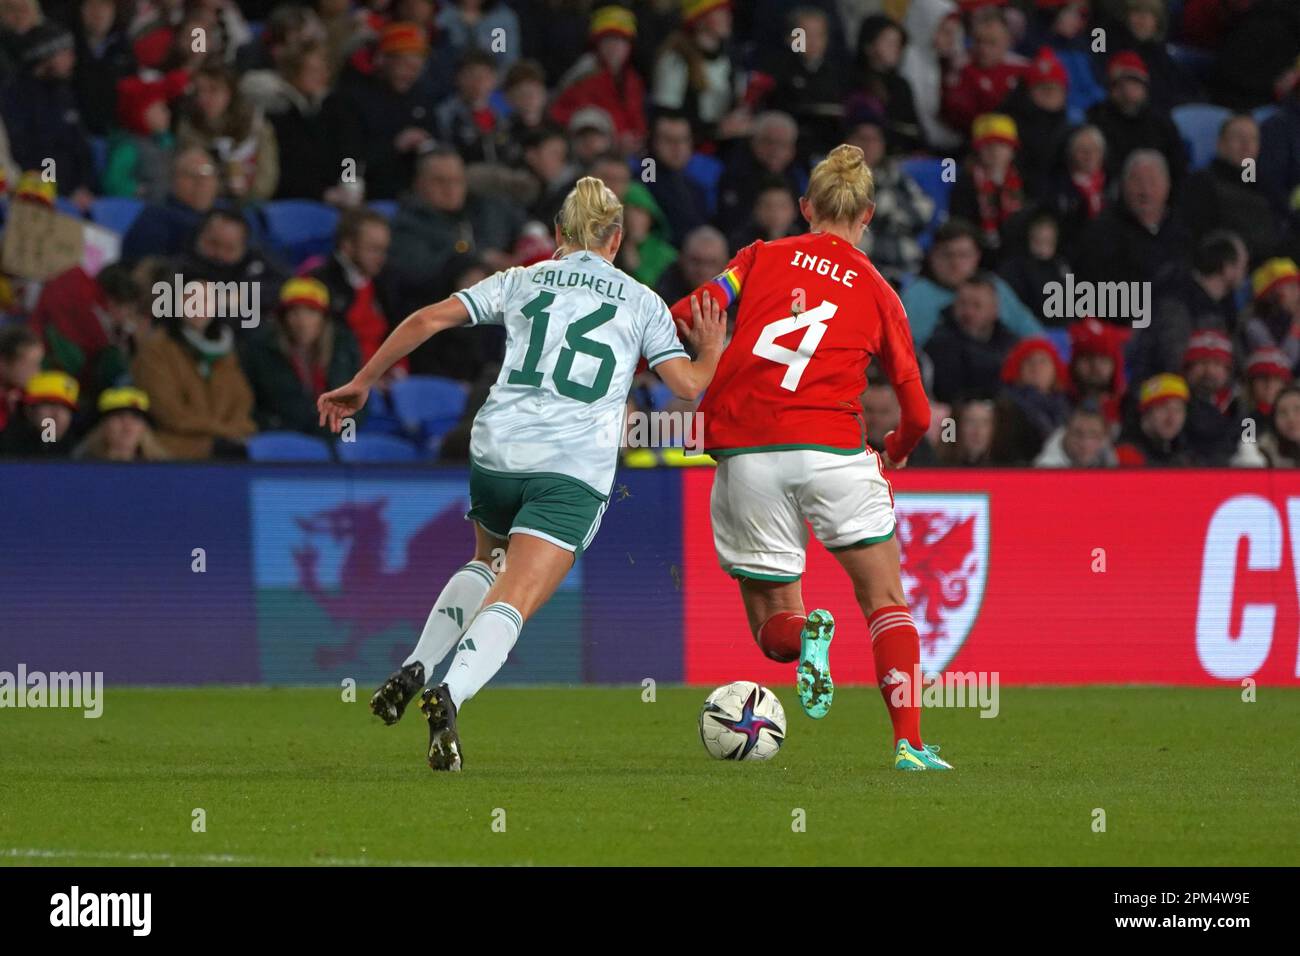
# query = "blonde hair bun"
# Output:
<box><xmin>557</xmin><ymin>176</ymin><xmax>624</xmax><ymax>251</ymax></box>
<box><xmin>806</xmin><ymin>144</ymin><xmax>875</xmax><ymax>226</ymax></box>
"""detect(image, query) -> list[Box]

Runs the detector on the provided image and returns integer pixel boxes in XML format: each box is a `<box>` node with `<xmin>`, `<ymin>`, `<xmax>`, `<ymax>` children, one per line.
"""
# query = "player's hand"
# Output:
<box><xmin>317</xmin><ymin>379</ymin><xmax>370</xmax><ymax>433</ymax></box>
<box><xmin>678</xmin><ymin>294</ymin><xmax>725</xmax><ymax>355</ymax></box>
<box><xmin>881</xmin><ymin>430</ymin><xmax>908</xmax><ymax>470</ymax></box>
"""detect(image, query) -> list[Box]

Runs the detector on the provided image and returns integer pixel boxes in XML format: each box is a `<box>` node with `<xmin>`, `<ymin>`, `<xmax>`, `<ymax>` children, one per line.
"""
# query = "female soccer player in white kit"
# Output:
<box><xmin>318</xmin><ymin>178</ymin><xmax>725</xmax><ymax>770</ymax></box>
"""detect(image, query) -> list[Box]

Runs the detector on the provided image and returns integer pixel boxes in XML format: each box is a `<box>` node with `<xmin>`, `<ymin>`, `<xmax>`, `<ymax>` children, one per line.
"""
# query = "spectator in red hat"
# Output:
<box><xmin>1243</xmin><ymin>348</ymin><xmax>1293</xmax><ymax>425</ymax></box>
<box><xmin>1182</xmin><ymin>330</ymin><xmax>1241</xmax><ymax>465</ymax></box>
<box><xmin>550</xmin><ymin>6</ymin><xmax>648</xmax><ymax>155</ymax></box>
<box><xmin>1116</xmin><ymin>373</ymin><xmax>1193</xmax><ymax>466</ymax></box>
<box><xmin>1111</xmin><ymin>0</ymin><xmax>1201</xmax><ymax>113</ymax></box>
<box><xmin>941</xmin><ymin>6</ymin><xmax>1029</xmax><ymax>138</ymax></box>
<box><xmin>1023</xmin><ymin>1</ymin><xmax>1105</xmax><ymax>114</ymax></box>
<box><xmin>1067</xmin><ymin>317</ymin><xmax>1129</xmax><ymax>425</ymax></box>
<box><xmin>103</xmin><ymin>69</ymin><xmax>188</xmax><ymax>201</ymax></box>
<box><xmin>993</xmin><ymin>336</ymin><xmax>1070</xmax><ymax>463</ymax></box>
<box><xmin>1002</xmin><ymin>47</ymin><xmax>1072</xmax><ymax>195</ymax></box>
<box><xmin>1179</xmin><ymin>115</ymin><xmax>1280</xmax><ymax>264</ymax></box>
<box><xmin>1255</xmin><ymin>386</ymin><xmax>1300</xmax><ymax>467</ymax></box>
<box><xmin>950</xmin><ymin>112</ymin><xmax>1024</xmax><ymax>255</ymax></box>
<box><xmin>1130</xmin><ymin>230</ymin><xmax>1248</xmax><ymax>385</ymax></box>
<box><xmin>0</xmin><ymin>326</ymin><xmax>43</xmax><ymax>433</ymax></box>
<box><xmin>1086</xmin><ymin>51</ymin><xmax>1187</xmax><ymax>185</ymax></box>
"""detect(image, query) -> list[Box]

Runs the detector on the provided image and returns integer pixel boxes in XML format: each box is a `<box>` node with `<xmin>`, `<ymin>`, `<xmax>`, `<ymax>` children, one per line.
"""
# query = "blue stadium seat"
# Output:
<box><xmin>90</xmin><ymin>197</ymin><xmax>145</xmax><ymax>235</ymax></box>
<box><xmin>900</xmin><ymin>157</ymin><xmax>953</xmax><ymax>248</ymax></box>
<box><xmin>1043</xmin><ymin>327</ymin><xmax>1071</xmax><ymax>364</ymax></box>
<box><xmin>1172</xmin><ymin>103</ymin><xmax>1232</xmax><ymax>171</ymax></box>
<box><xmin>366</xmin><ymin>200</ymin><xmax>398</xmax><ymax>219</ymax></box>
<box><xmin>684</xmin><ymin>152</ymin><xmax>724</xmax><ymax>217</ymax></box>
<box><xmin>246</xmin><ymin>431</ymin><xmax>334</xmax><ymax>462</ymax></box>
<box><xmin>358</xmin><ymin>386</ymin><xmax>404</xmax><ymax>435</ymax></box>
<box><xmin>54</xmin><ymin>196</ymin><xmax>82</xmax><ymax>218</ymax></box>
<box><xmin>262</xmin><ymin>200</ymin><xmax>340</xmax><ymax>265</ymax></box>
<box><xmin>388</xmin><ymin>375</ymin><xmax>468</xmax><ymax>442</ymax></box>
<box><xmin>335</xmin><ymin>433</ymin><xmax>421</xmax><ymax>462</ymax></box>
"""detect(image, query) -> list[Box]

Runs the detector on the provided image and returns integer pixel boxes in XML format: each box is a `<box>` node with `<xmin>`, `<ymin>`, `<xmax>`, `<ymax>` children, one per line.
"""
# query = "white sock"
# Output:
<box><xmin>403</xmin><ymin>560</ymin><xmax>496</xmax><ymax>678</ymax></box>
<box><xmin>442</xmin><ymin>601</ymin><xmax>523</xmax><ymax>711</ymax></box>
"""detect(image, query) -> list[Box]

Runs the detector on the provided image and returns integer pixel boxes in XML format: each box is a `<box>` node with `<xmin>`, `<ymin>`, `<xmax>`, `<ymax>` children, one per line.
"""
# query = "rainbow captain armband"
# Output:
<box><xmin>713</xmin><ymin>269</ymin><xmax>742</xmax><ymax>307</ymax></box>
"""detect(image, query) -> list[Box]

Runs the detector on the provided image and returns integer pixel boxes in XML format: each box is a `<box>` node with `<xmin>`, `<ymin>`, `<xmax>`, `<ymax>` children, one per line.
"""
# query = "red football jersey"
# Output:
<box><xmin>671</xmin><ymin>232</ymin><xmax>924</xmax><ymax>457</ymax></box>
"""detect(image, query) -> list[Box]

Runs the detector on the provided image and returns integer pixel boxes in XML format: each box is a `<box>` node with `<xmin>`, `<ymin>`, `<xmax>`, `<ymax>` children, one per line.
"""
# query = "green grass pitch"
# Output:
<box><xmin>2</xmin><ymin>686</ymin><xmax>1297</xmax><ymax>866</ymax></box>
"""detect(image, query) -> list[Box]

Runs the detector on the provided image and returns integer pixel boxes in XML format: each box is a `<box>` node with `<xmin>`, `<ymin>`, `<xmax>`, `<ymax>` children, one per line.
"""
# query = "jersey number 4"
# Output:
<box><xmin>752</xmin><ymin>300</ymin><xmax>838</xmax><ymax>391</ymax></box>
<box><xmin>507</xmin><ymin>291</ymin><xmax>616</xmax><ymax>403</ymax></box>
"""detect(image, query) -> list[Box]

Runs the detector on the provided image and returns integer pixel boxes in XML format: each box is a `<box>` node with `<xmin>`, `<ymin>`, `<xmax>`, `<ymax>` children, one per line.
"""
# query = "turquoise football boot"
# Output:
<box><xmin>796</xmin><ymin>609</ymin><xmax>835</xmax><ymax>719</ymax></box>
<box><xmin>894</xmin><ymin>740</ymin><xmax>954</xmax><ymax>771</ymax></box>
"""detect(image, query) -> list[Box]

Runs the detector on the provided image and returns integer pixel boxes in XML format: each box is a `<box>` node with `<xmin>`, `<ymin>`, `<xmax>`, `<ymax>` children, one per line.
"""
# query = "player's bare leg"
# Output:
<box><xmin>832</xmin><ymin>537</ymin><xmax>952</xmax><ymax>770</ymax></box>
<box><xmin>737</xmin><ymin>578</ymin><xmax>836</xmax><ymax>719</ymax></box>
<box><xmin>370</xmin><ymin>524</ymin><xmax>501</xmax><ymax>725</ymax></box>
<box><xmin>422</xmin><ymin>532</ymin><xmax>574</xmax><ymax>771</ymax></box>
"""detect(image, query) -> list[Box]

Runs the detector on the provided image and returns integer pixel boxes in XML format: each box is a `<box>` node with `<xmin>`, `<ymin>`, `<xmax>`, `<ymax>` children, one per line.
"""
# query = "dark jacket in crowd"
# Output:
<box><xmin>270</xmin><ymin>93</ymin><xmax>343</xmax><ymax>201</ymax></box>
<box><xmin>1179</xmin><ymin>158</ymin><xmax>1282</xmax><ymax>262</ymax></box>
<box><xmin>386</xmin><ymin>195</ymin><xmax>524</xmax><ymax>315</ymax></box>
<box><xmin>645</xmin><ymin>163</ymin><xmax>709</xmax><ymax>245</ymax></box>
<box><xmin>120</xmin><ymin>196</ymin><xmax>208</xmax><ymax>261</ymax></box>
<box><xmin>328</xmin><ymin>72</ymin><xmax>436</xmax><ymax>200</ymax></box>
<box><xmin>1002</xmin><ymin>85</ymin><xmax>1072</xmax><ymax>197</ymax></box>
<box><xmin>1071</xmin><ymin>201</ymin><xmax>1192</xmax><ymax>289</ymax></box>
<box><xmin>1</xmin><ymin>72</ymin><xmax>95</xmax><ymax>195</ymax></box>
<box><xmin>239</xmin><ymin>323</ymin><xmax>361</xmax><ymax>437</ymax></box>
<box><xmin>1086</xmin><ymin>98</ymin><xmax>1188</xmax><ymax>185</ymax></box>
<box><xmin>715</xmin><ymin>147</ymin><xmax>807</xmax><ymax>236</ymax></box>
<box><xmin>1128</xmin><ymin>268</ymin><xmax>1240</xmax><ymax>384</ymax></box>
<box><xmin>73</xmin><ymin>26</ymin><xmax>135</xmax><ymax>137</ymax></box>
<box><xmin>925</xmin><ymin>310</ymin><xmax>1020</xmax><ymax>404</ymax></box>
<box><xmin>1259</xmin><ymin>97</ymin><xmax>1300</xmax><ymax>218</ymax></box>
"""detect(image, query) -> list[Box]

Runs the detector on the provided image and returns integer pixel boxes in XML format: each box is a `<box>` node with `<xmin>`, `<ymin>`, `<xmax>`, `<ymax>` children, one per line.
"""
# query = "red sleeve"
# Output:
<box><xmin>877</xmin><ymin>285</ymin><xmax>930</xmax><ymax>462</ymax></box>
<box><xmin>669</xmin><ymin>241</ymin><xmax>761</xmax><ymax>326</ymax></box>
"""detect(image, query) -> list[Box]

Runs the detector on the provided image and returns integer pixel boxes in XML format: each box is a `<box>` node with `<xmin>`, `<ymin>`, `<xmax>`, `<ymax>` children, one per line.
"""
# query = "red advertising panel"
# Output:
<box><xmin>684</xmin><ymin>469</ymin><xmax>1300</xmax><ymax>686</ymax></box>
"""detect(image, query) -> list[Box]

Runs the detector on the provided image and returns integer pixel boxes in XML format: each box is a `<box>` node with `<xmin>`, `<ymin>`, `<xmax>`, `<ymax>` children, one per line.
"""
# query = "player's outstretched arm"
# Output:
<box><xmin>657</xmin><ymin>294</ymin><xmax>726</xmax><ymax>400</ymax></box>
<box><xmin>317</xmin><ymin>296</ymin><xmax>471</xmax><ymax>433</ymax></box>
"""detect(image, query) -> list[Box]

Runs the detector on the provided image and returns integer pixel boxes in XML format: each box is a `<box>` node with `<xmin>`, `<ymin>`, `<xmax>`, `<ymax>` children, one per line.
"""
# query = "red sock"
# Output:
<box><xmin>756</xmin><ymin>611</ymin><xmax>804</xmax><ymax>663</ymax></box>
<box><xmin>868</xmin><ymin>605</ymin><xmax>922</xmax><ymax>749</ymax></box>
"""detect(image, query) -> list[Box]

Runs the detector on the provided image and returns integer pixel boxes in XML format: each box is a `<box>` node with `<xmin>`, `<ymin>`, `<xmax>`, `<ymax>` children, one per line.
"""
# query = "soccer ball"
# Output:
<box><xmin>699</xmin><ymin>681</ymin><xmax>787</xmax><ymax>761</ymax></box>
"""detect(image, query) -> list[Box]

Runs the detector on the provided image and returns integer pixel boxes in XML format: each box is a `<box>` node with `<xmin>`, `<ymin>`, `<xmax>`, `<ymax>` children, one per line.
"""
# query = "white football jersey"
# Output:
<box><xmin>453</xmin><ymin>250</ymin><xmax>687</xmax><ymax>498</ymax></box>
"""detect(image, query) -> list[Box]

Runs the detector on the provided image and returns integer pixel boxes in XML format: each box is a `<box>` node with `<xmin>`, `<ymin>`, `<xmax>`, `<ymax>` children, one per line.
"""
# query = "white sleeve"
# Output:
<box><xmin>641</xmin><ymin>298</ymin><xmax>688</xmax><ymax>369</ymax></box>
<box><xmin>453</xmin><ymin>268</ymin><xmax>517</xmax><ymax>326</ymax></box>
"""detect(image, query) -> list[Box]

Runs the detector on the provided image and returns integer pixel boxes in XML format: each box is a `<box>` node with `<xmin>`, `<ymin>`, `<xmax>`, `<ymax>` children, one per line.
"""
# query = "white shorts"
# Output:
<box><xmin>710</xmin><ymin>448</ymin><xmax>896</xmax><ymax>582</ymax></box>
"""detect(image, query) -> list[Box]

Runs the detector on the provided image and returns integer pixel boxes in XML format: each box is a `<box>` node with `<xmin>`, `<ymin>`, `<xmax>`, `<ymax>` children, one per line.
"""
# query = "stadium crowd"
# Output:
<box><xmin>1</xmin><ymin>0</ymin><xmax>1299</xmax><ymax>467</ymax></box>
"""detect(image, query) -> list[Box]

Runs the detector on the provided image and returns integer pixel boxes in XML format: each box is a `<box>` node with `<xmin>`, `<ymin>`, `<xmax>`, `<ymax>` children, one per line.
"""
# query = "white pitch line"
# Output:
<box><xmin>2</xmin><ymin>847</ymin><xmax>491</xmax><ymax>867</ymax></box>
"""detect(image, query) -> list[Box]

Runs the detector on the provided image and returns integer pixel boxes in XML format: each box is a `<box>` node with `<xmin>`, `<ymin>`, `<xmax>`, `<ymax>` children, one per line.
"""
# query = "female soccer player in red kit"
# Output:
<box><xmin>671</xmin><ymin>144</ymin><xmax>952</xmax><ymax>770</ymax></box>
